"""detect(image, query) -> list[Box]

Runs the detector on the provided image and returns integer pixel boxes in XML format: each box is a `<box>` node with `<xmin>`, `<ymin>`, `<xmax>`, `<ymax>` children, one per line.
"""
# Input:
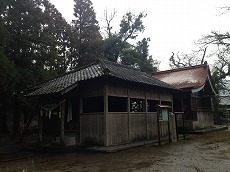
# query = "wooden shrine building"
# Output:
<box><xmin>152</xmin><ymin>63</ymin><xmax>217</xmax><ymax>130</ymax></box>
<box><xmin>27</xmin><ymin>59</ymin><xmax>181</xmax><ymax>147</ymax></box>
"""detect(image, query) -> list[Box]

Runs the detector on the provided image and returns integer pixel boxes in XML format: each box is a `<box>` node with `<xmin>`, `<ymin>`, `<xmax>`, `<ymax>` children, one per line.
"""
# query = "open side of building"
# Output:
<box><xmin>27</xmin><ymin>59</ymin><xmax>182</xmax><ymax>147</ymax></box>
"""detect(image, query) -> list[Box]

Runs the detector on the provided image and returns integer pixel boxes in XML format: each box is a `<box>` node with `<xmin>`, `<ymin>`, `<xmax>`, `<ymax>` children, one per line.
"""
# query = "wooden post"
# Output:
<box><xmin>168</xmin><ymin>109</ymin><xmax>171</xmax><ymax>143</ymax></box>
<box><xmin>145</xmin><ymin>90</ymin><xmax>149</xmax><ymax>140</ymax></box>
<box><xmin>60</xmin><ymin>101</ymin><xmax>65</xmax><ymax>144</ymax></box>
<box><xmin>79</xmin><ymin>96</ymin><xmax>83</xmax><ymax>144</ymax></box>
<box><xmin>157</xmin><ymin>106</ymin><xmax>161</xmax><ymax>146</ymax></box>
<box><xmin>158</xmin><ymin>90</ymin><xmax>161</xmax><ymax>146</ymax></box>
<box><xmin>182</xmin><ymin>112</ymin><xmax>186</xmax><ymax>139</ymax></box>
<box><xmin>181</xmin><ymin>95</ymin><xmax>186</xmax><ymax>139</ymax></box>
<box><xmin>127</xmin><ymin>83</ymin><xmax>131</xmax><ymax>142</ymax></box>
<box><xmin>104</xmin><ymin>82</ymin><xmax>109</xmax><ymax>146</ymax></box>
<box><xmin>39</xmin><ymin>109</ymin><xmax>43</xmax><ymax>145</ymax></box>
<box><xmin>175</xmin><ymin>113</ymin><xmax>179</xmax><ymax>141</ymax></box>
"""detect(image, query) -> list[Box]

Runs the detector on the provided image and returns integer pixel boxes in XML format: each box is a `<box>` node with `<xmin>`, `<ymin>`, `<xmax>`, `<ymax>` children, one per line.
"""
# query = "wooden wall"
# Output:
<box><xmin>79</xmin><ymin>78</ymin><xmax>174</xmax><ymax>146</ymax></box>
<box><xmin>107</xmin><ymin>113</ymin><xmax>129</xmax><ymax>145</ymax></box>
<box><xmin>80</xmin><ymin>79</ymin><xmax>104</xmax><ymax>98</ymax></box>
<box><xmin>80</xmin><ymin>113</ymin><xmax>104</xmax><ymax>145</ymax></box>
<box><xmin>147</xmin><ymin>113</ymin><xmax>158</xmax><ymax>139</ymax></box>
<box><xmin>159</xmin><ymin>121</ymin><xmax>169</xmax><ymax>137</ymax></box>
<box><xmin>107</xmin><ymin>80</ymin><xmax>128</xmax><ymax>97</ymax></box>
<box><xmin>130</xmin><ymin>113</ymin><xmax>147</xmax><ymax>141</ymax></box>
<box><xmin>193</xmin><ymin>111</ymin><xmax>214</xmax><ymax>130</ymax></box>
<box><xmin>160</xmin><ymin>89</ymin><xmax>172</xmax><ymax>101</ymax></box>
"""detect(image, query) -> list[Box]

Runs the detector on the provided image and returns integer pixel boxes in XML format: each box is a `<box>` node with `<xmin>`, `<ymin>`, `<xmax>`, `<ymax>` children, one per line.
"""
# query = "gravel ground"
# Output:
<box><xmin>0</xmin><ymin>129</ymin><xmax>230</xmax><ymax>172</ymax></box>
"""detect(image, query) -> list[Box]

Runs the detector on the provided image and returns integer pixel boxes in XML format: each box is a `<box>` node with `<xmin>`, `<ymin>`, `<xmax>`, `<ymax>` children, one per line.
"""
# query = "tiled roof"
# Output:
<box><xmin>152</xmin><ymin>64</ymin><xmax>209</xmax><ymax>89</ymax></box>
<box><xmin>27</xmin><ymin>59</ymin><xmax>178</xmax><ymax>96</ymax></box>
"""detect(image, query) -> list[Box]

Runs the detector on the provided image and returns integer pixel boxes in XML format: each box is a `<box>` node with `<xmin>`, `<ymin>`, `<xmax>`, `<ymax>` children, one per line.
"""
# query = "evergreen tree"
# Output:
<box><xmin>0</xmin><ymin>0</ymin><xmax>17</xmax><ymax>134</ymax></box>
<box><xmin>121</xmin><ymin>38</ymin><xmax>158</xmax><ymax>73</ymax></box>
<box><xmin>103</xmin><ymin>12</ymin><xmax>146</xmax><ymax>62</ymax></box>
<box><xmin>72</xmin><ymin>0</ymin><xmax>103</xmax><ymax>68</ymax></box>
<box><xmin>0</xmin><ymin>0</ymin><xmax>73</xmax><ymax>135</ymax></box>
<box><xmin>3</xmin><ymin>0</ymin><xmax>73</xmax><ymax>89</ymax></box>
<box><xmin>103</xmin><ymin>11</ymin><xmax>159</xmax><ymax>72</ymax></box>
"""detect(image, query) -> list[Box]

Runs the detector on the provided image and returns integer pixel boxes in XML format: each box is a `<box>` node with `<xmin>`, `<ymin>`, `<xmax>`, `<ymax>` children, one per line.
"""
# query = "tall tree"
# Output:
<box><xmin>103</xmin><ymin>11</ymin><xmax>159</xmax><ymax>72</ymax></box>
<box><xmin>72</xmin><ymin>0</ymin><xmax>103</xmax><ymax>68</ymax></box>
<box><xmin>3</xmin><ymin>0</ymin><xmax>73</xmax><ymax>89</ymax></box>
<box><xmin>103</xmin><ymin>11</ymin><xmax>147</xmax><ymax>62</ymax></box>
<box><xmin>169</xmin><ymin>46</ymin><xmax>207</xmax><ymax>69</ymax></box>
<box><xmin>121</xmin><ymin>38</ymin><xmax>159</xmax><ymax>72</ymax></box>
<box><xmin>0</xmin><ymin>0</ymin><xmax>73</xmax><ymax>135</ymax></box>
<box><xmin>199</xmin><ymin>31</ymin><xmax>230</xmax><ymax>81</ymax></box>
<box><xmin>0</xmin><ymin>0</ymin><xmax>17</xmax><ymax>134</ymax></box>
<box><xmin>193</xmin><ymin>6</ymin><xmax>230</xmax><ymax>89</ymax></box>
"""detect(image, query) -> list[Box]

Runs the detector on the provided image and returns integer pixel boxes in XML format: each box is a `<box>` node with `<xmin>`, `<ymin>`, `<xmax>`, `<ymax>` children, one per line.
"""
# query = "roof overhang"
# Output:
<box><xmin>207</xmin><ymin>73</ymin><xmax>218</xmax><ymax>96</ymax></box>
<box><xmin>191</xmin><ymin>84</ymin><xmax>205</xmax><ymax>93</ymax></box>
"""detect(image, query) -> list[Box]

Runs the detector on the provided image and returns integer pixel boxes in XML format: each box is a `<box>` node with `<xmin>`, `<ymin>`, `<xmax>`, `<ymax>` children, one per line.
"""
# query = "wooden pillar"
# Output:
<box><xmin>79</xmin><ymin>96</ymin><xmax>83</xmax><ymax>144</ymax></box>
<box><xmin>157</xmin><ymin>106</ymin><xmax>161</xmax><ymax>146</ymax></box>
<box><xmin>60</xmin><ymin>101</ymin><xmax>65</xmax><ymax>144</ymax></box>
<box><xmin>39</xmin><ymin>108</ymin><xmax>43</xmax><ymax>145</ymax></box>
<box><xmin>175</xmin><ymin>113</ymin><xmax>179</xmax><ymax>141</ymax></box>
<box><xmin>181</xmin><ymin>95</ymin><xmax>186</xmax><ymax>139</ymax></box>
<box><xmin>127</xmin><ymin>83</ymin><xmax>131</xmax><ymax>142</ymax></box>
<box><xmin>145</xmin><ymin>90</ymin><xmax>149</xmax><ymax>139</ymax></box>
<box><xmin>168</xmin><ymin>109</ymin><xmax>171</xmax><ymax>143</ymax></box>
<box><xmin>169</xmin><ymin>93</ymin><xmax>172</xmax><ymax>143</ymax></box>
<box><xmin>158</xmin><ymin>89</ymin><xmax>161</xmax><ymax>146</ymax></box>
<box><xmin>104</xmin><ymin>82</ymin><xmax>109</xmax><ymax>146</ymax></box>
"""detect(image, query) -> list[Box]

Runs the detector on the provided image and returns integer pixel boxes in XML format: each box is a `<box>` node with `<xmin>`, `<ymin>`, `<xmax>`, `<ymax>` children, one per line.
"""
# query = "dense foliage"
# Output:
<box><xmin>71</xmin><ymin>0</ymin><xmax>103</xmax><ymax>68</ymax></box>
<box><xmin>0</xmin><ymin>0</ymin><xmax>159</xmax><ymax>135</ymax></box>
<box><xmin>102</xmin><ymin>11</ymin><xmax>159</xmax><ymax>72</ymax></box>
<box><xmin>0</xmin><ymin>0</ymin><xmax>74</xmax><ymax>135</ymax></box>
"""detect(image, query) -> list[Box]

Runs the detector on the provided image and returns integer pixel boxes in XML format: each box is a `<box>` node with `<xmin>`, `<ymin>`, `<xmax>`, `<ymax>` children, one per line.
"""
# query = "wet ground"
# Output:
<box><xmin>0</xmin><ymin>129</ymin><xmax>230</xmax><ymax>172</ymax></box>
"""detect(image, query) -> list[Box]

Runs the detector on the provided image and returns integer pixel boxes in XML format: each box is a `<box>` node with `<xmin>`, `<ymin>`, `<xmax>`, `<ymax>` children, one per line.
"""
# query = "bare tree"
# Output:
<box><xmin>102</xmin><ymin>8</ymin><xmax>117</xmax><ymax>37</ymax></box>
<box><xmin>169</xmin><ymin>46</ymin><xmax>208</xmax><ymax>69</ymax></box>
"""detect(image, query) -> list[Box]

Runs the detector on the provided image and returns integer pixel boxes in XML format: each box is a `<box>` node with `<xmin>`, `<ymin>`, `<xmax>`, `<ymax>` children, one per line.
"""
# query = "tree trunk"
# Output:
<box><xmin>0</xmin><ymin>103</ymin><xmax>10</xmax><ymax>136</ymax></box>
<box><xmin>12</xmin><ymin>98</ymin><xmax>21</xmax><ymax>137</ymax></box>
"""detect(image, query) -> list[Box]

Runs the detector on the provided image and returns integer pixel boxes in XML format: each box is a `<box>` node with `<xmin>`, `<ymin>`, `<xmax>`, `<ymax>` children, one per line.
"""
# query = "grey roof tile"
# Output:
<box><xmin>27</xmin><ymin>59</ymin><xmax>177</xmax><ymax>96</ymax></box>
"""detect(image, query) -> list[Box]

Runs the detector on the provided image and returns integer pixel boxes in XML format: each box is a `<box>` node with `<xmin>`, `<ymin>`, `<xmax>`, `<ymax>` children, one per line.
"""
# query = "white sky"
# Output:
<box><xmin>49</xmin><ymin>0</ymin><xmax>230</xmax><ymax>70</ymax></box>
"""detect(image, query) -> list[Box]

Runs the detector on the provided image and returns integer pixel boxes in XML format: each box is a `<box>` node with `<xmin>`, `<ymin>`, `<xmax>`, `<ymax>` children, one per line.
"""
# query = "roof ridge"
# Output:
<box><xmin>29</xmin><ymin>60</ymin><xmax>100</xmax><ymax>90</ymax></box>
<box><xmin>153</xmin><ymin>64</ymin><xmax>208</xmax><ymax>75</ymax></box>
<box><xmin>99</xmin><ymin>58</ymin><xmax>142</xmax><ymax>72</ymax></box>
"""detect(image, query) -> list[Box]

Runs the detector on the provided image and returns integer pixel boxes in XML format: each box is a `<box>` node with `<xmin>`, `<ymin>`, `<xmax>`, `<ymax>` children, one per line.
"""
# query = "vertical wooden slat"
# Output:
<box><xmin>157</xmin><ymin>106</ymin><xmax>161</xmax><ymax>146</ymax></box>
<box><xmin>145</xmin><ymin>90</ymin><xmax>149</xmax><ymax>139</ymax></box>
<box><xmin>175</xmin><ymin>113</ymin><xmax>179</xmax><ymax>141</ymax></box>
<box><xmin>60</xmin><ymin>101</ymin><xmax>65</xmax><ymax>144</ymax></box>
<box><xmin>104</xmin><ymin>81</ymin><xmax>108</xmax><ymax>146</ymax></box>
<box><xmin>127</xmin><ymin>83</ymin><xmax>131</xmax><ymax>142</ymax></box>
<box><xmin>79</xmin><ymin>96</ymin><xmax>83</xmax><ymax>144</ymax></box>
<box><xmin>39</xmin><ymin>107</ymin><xmax>43</xmax><ymax>145</ymax></box>
<box><xmin>181</xmin><ymin>95</ymin><xmax>186</xmax><ymax>139</ymax></box>
<box><xmin>168</xmin><ymin>110</ymin><xmax>171</xmax><ymax>143</ymax></box>
<box><xmin>158</xmin><ymin>90</ymin><xmax>161</xmax><ymax>146</ymax></box>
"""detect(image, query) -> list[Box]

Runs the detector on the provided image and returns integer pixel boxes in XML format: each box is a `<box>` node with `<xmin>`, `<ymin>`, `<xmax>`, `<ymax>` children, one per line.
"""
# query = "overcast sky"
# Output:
<box><xmin>49</xmin><ymin>0</ymin><xmax>230</xmax><ymax>70</ymax></box>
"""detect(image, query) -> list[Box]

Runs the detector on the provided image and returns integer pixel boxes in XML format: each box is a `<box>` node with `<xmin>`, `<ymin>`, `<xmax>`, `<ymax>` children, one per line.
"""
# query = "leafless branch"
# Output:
<box><xmin>103</xmin><ymin>8</ymin><xmax>117</xmax><ymax>37</ymax></box>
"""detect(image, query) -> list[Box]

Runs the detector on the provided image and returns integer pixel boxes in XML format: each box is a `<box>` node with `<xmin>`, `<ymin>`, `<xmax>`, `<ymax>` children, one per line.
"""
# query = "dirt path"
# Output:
<box><xmin>1</xmin><ymin>130</ymin><xmax>230</xmax><ymax>172</ymax></box>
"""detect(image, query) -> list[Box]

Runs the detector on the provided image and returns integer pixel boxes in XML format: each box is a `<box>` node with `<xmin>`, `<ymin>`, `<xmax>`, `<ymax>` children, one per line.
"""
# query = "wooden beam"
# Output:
<box><xmin>168</xmin><ymin>110</ymin><xmax>171</xmax><ymax>143</ymax></box>
<box><xmin>181</xmin><ymin>95</ymin><xmax>186</xmax><ymax>139</ymax></box>
<box><xmin>145</xmin><ymin>89</ymin><xmax>149</xmax><ymax>140</ymax></box>
<box><xmin>104</xmin><ymin>81</ymin><xmax>109</xmax><ymax>146</ymax></box>
<box><xmin>79</xmin><ymin>96</ymin><xmax>83</xmax><ymax>144</ymax></box>
<box><xmin>157</xmin><ymin>107</ymin><xmax>161</xmax><ymax>146</ymax></box>
<box><xmin>127</xmin><ymin>83</ymin><xmax>131</xmax><ymax>142</ymax></box>
<box><xmin>175</xmin><ymin>113</ymin><xmax>179</xmax><ymax>141</ymax></box>
<box><xmin>39</xmin><ymin>109</ymin><xmax>43</xmax><ymax>145</ymax></box>
<box><xmin>60</xmin><ymin>101</ymin><xmax>65</xmax><ymax>144</ymax></box>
